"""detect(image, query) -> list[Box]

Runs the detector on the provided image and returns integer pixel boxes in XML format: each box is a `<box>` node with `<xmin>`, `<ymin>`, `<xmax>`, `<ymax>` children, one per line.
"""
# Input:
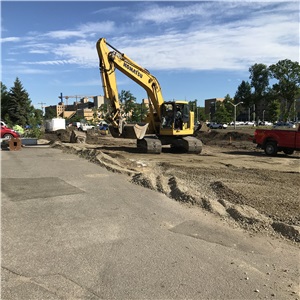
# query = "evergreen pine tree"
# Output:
<box><xmin>8</xmin><ymin>77</ymin><xmax>34</xmax><ymax>126</ymax></box>
<box><xmin>1</xmin><ymin>81</ymin><xmax>11</xmax><ymax>124</ymax></box>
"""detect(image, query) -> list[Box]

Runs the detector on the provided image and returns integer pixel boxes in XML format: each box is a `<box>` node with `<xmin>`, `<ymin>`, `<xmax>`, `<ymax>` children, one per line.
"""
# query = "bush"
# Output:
<box><xmin>23</xmin><ymin>127</ymin><xmax>43</xmax><ymax>139</ymax></box>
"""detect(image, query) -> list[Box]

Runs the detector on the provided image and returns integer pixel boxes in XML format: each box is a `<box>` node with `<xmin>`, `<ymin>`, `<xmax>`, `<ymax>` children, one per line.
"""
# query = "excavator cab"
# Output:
<box><xmin>160</xmin><ymin>101</ymin><xmax>193</xmax><ymax>134</ymax></box>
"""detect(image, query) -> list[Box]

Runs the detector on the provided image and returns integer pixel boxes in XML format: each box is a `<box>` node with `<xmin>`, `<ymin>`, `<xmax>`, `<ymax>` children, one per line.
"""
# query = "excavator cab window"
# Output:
<box><xmin>174</xmin><ymin>104</ymin><xmax>190</xmax><ymax>130</ymax></box>
<box><xmin>161</xmin><ymin>102</ymin><xmax>190</xmax><ymax>130</ymax></box>
<box><xmin>175</xmin><ymin>105</ymin><xmax>183</xmax><ymax>130</ymax></box>
<box><xmin>182</xmin><ymin>104</ymin><xmax>190</xmax><ymax>127</ymax></box>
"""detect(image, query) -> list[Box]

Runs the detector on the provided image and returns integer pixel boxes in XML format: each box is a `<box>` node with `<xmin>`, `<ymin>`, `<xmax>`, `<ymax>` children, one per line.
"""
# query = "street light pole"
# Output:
<box><xmin>229</xmin><ymin>101</ymin><xmax>243</xmax><ymax>129</ymax></box>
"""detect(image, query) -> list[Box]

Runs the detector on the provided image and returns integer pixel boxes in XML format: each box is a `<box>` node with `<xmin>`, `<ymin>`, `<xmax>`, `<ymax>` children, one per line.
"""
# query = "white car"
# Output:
<box><xmin>230</xmin><ymin>121</ymin><xmax>244</xmax><ymax>126</ymax></box>
<box><xmin>259</xmin><ymin>121</ymin><xmax>273</xmax><ymax>126</ymax></box>
<box><xmin>79</xmin><ymin>123</ymin><xmax>95</xmax><ymax>131</ymax></box>
<box><xmin>209</xmin><ymin>123</ymin><xmax>228</xmax><ymax>129</ymax></box>
<box><xmin>244</xmin><ymin>121</ymin><xmax>256</xmax><ymax>126</ymax></box>
<box><xmin>1</xmin><ymin>120</ymin><xmax>8</xmax><ymax>127</ymax></box>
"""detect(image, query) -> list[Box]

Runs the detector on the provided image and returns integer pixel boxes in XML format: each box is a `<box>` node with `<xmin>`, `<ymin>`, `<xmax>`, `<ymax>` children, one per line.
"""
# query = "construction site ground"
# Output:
<box><xmin>43</xmin><ymin>127</ymin><xmax>300</xmax><ymax>244</ymax></box>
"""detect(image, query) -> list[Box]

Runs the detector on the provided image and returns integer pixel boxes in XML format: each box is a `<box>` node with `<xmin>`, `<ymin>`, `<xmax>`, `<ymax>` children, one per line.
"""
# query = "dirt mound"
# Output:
<box><xmin>195</xmin><ymin>130</ymin><xmax>253</xmax><ymax>146</ymax></box>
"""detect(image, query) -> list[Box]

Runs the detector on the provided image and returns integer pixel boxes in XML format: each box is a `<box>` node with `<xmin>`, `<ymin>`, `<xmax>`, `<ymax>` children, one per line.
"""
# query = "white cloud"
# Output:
<box><xmin>44</xmin><ymin>30</ymin><xmax>85</xmax><ymax>40</ymax></box>
<box><xmin>2</xmin><ymin>2</ymin><xmax>298</xmax><ymax>73</ymax></box>
<box><xmin>1</xmin><ymin>37</ymin><xmax>21</xmax><ymax>43</ymax></box>
<box><xmin>136</xmin><ymin>2</ymin><xmax>213</xmax><ymax>24</ymax></box>
<box><xmin>114</xmin><ymin>2</ymin><xmax>299</xmax><ymax>71</ymax></box>
<box><xmin>43</xmin><ymin>21</ymin><xmax>115</xmax><ymax>40</ymax></box>
<box><xmin>4</xmin><ymin>65</ymin><xmax>53</xmax><ymax>75</ymax></box>
<box><xmin>78</xmin><ymin>21</ymin><xmax>115</xmax><ymax>34</ymax></box>
<box><xmin>52</xmin><ymin>39</ymin><xmax>98</xmax><ymax>67</ymax></box>
<box><xmin>22</xmin><ymin>59</ymin><xmax>77</xmax><ymax>66</ymax></box>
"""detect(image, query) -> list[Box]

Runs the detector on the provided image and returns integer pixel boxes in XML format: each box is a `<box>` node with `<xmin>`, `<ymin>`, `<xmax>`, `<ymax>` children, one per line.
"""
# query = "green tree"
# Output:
<box><xmin>269</xmin><ymin>59</ymin><xmax>300</xmax><ymax>121</ymax></box>
<box><xmin>1</xmin><ymin>81</ymin><xmax>11</xmax><ymax>125</ymax></box>
<box><xmin>7</xmin><ymin>77</ymin><xmax>35</xmax><ymax>126</ymax></box>
<box><xmin>130</xmin><ymin>103</ymin><xmax>142</xmax><ymax>122</ymax></box>
<box><xmin>214</xmin><ymin>95</ymin><xmax>232</xmax><ymax>123</ymax></box>
<box><xmin>32</xmin><ymin>109</ymin><xmax>43</xmax><ymax>125</ymax></box>
<box><xmin>119</xmin><ymin>90</ymin><xmax>136</xmax><ymax>121</ymax></box>
<box><xmin>249</xmin><ymin>63</ymin><xmax>269</xmax><ymax>121</ymax></box>
<box><xmin>140</xmin><ymin>102</ymin><xmax>149</xmax><ymax>122</ymax></box>
<box><xmin>24</xmin><ymin>108</ymin><xmax>44</xmax><ymax>138</ymax></box>
<box><xmin>223</xmin><ymin>94</ymin><xmax>234</xmax><ymax>112</ymax></box>
<box><xmin>268</xmin><ymin>99</ymin><xmax>280</xmax><ymax>122</ymax></box>
<box><xmin>234</xmin><ymin>80</ymin><xmax>252</xmax><ymax>108</ymax></box>
<box><xmin>44</xmin><ymin>106</ymin><xmax>57</xmax><ymax>119</ymax></box>
<box><xmin>223</xmin><ymin>94</ymin><xmax>246</xmax><ymax>122</ymax></box>
<box><xmin>214</xmin><ymin>104</ymin><xmax>231</xmax><ymax>123</ymax></box>
<box><xmin>197</xmin><ymin>107</ymin><xmax>206</xmax><ymax>122</ymax></box>
<box><xmin>98</xmin><ymin>103</ymin><xmax>108</xmax><ymax>119</ymax></box>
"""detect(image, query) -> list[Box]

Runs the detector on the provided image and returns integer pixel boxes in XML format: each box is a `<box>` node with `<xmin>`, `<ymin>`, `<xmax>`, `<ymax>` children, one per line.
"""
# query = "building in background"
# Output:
<box><xmin>204</xmin><ymin>98</ymin><xmax>224</xmax><ymax>121</ymax></box>
<box><xmin>45</xmin><ymin>95</ymin><xmax>107</xmax><ymax>121</ymax></box>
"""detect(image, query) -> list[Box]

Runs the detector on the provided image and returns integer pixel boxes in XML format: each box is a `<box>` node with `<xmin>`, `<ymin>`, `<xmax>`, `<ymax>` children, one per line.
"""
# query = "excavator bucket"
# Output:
<box><xmin>109</xmin><ymin>123</ymin><xmax>149</xmax><ymax>140</ymax></box>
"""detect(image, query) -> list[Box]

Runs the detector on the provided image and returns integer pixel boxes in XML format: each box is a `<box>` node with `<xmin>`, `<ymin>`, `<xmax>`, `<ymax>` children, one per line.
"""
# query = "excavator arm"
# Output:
<box><xmin>96</xmin><ymin>38</ymin><xmax>164</xmax><ymax>135</ymax></box>
<box><xmin>97</xmin><ymin>38</ymin><xmax>122</xmax><ymax>130</ymax></box>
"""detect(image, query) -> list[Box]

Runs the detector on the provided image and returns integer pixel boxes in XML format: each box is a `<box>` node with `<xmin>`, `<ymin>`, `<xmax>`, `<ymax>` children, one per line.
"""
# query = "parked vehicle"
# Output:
<box><xmin>253</xmin><ymin>124</ymin><xmax>300</xmax><ymax>155</ymax></box>
<box><xmin>1</xmin><ymin>120</ymin><xmax>8</xmax><ymax>127</ymax></box>
<box><xmin>244</xmin><ymin>121</ymin><xmax>256</xmax><ymax>126</ymax></box>
<box><xmin>45</xmin><ymin>118</ymin><xmax>66</xmax><ymax>132</ymax></box>
<box><xmin>273</xmin><ymin>122</ymin><xmax>296</xmax><ymax>129</ymax></box>
<box><xmin>0</xmin><ymin>126</ymin><xmax>20</xmax><ymax>139</ymax></box>
<box><xmin>259</xmin><ymin>121</ymin><xmax>273</xmax><ymax>126</ymax></box>
<box><xmin>79</xmin><ymin>123</ymin><xmax>95</xmax><ymax>131</ymax></box>
<box><xmin>229</xmin><ymin>121</ymin><xmax>245</xmax><ymax>126</ymax></box>
<box><xmin>209</xmin><ymin>123</ymin><xmax>228</xmax><ymax>129</ymax></box>
<box><xmin>69</xmin><ymin>122</ymin><xmax>81</xmax><ymax>129</ymax></box>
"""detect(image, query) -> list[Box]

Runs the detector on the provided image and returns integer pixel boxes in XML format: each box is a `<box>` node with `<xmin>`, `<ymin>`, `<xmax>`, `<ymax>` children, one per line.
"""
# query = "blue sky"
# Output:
<box><xmin>1</xmin><ymin>1</ymin><xmax>299</xmax><ymax>110</ymax></box>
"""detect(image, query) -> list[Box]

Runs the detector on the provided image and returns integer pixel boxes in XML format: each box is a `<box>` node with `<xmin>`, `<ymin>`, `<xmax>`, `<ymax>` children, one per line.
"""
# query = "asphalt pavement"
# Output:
<box><xmin>1</xmin><ymin>146</ymin><xmax>299</xmax><ymax>299</ymax></box>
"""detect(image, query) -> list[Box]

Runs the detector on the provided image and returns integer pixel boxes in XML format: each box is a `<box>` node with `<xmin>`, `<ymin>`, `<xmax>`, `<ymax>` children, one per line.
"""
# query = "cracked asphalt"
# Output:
<box><xmin>1</xmin><ymin>143</ymin><xmax>299</xmax><ymax>299</ymax></box>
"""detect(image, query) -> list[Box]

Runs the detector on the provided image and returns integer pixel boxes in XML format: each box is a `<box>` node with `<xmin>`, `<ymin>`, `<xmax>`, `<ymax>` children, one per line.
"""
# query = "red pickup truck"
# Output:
<box><xmin>253</xmin><ymin>124</ymin><xmax>300</xmax><ymax>155</ymax></box>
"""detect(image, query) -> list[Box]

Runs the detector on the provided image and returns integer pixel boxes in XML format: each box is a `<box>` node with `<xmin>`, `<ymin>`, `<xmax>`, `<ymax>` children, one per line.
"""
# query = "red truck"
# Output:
<box><xmin>253</xmin><ymin>124</ymin><xmax>300</xmax><ymax>155</ymax></box>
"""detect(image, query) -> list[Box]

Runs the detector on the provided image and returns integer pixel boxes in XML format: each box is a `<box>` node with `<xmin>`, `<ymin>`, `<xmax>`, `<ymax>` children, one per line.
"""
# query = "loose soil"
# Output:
<box><xmin>43</xmin><ymin>127</ymin><xmax>300</xmax><ymax>243</ymax></box>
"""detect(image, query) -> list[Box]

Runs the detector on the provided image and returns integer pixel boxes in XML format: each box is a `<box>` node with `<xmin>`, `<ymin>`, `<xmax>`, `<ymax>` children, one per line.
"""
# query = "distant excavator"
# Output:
<box><xmin>96</xmin><ymin>38</ymin><xmax>202</xmax><ymax>154</ymax></box>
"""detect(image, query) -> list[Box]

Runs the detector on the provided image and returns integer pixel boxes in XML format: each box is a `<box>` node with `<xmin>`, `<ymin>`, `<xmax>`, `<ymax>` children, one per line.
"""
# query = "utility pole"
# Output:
<box><xmin>38</xmin><ymin>102</ymin><xmax>46</xmax><ymax>115</ymax></box>
<box><xmin>194</xmin><ymin>99</ymin><xmax>198</xmax><ymax>122</ymax></box>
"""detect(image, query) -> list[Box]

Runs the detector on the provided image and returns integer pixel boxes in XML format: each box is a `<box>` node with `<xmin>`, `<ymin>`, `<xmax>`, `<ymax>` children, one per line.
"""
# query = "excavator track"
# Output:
<box><xmin>182</xmin><ymin>136</ymin><xmax>202</xmax><ymax>154</ymax></box>
<box><xmin>137</xmin><ymin>137</ymin><xmax>162</xmax><ymax>154</ymax></box>
<box><xmin>170</xmin><ymin>136</ymin><xmax>202</xmax><ymax>154</ymax></box>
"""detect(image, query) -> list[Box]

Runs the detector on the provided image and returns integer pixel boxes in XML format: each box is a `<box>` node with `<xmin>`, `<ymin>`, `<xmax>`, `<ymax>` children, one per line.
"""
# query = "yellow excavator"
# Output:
<box><xmin>96</xmin><ymin>38</ymin><xmax>202</xmax><ymax>154</ymax></box>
